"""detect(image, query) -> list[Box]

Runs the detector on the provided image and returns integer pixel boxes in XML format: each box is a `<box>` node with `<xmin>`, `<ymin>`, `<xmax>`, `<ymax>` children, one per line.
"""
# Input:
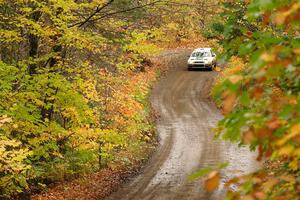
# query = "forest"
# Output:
<box><xmin>0</xmin><ymin>0</ymin><xmax>216</xmax><ymax>198</ymax></box>
<box><xmin>1</xmin><ymin>0</ymin><xmax>300</xmax><ymax>199</ymax></box>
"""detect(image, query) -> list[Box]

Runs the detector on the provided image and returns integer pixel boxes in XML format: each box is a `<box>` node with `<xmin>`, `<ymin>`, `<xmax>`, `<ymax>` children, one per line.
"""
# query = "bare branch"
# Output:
<box><xmin>88</xmin><ymin>0</ymin><xmax>164</xmax><ymax>22</ymax></box>
<box><xmin>69</xmin><ymin>0</ymin><xmax>115</xmax><ymax>28</ymax></box>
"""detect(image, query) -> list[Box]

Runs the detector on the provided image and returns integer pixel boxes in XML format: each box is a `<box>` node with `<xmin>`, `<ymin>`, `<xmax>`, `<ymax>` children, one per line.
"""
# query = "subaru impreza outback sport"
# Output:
<box><xmin>187</xmin><ymin>48</ymin><xmax>217</xmax><ymax>70</ymax></box>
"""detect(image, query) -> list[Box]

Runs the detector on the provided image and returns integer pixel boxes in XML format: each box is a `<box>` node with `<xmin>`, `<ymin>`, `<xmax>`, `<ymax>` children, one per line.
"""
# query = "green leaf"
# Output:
<box><xmin>188</xmin><ymin>162</ymin><xmax>229</xmax><ymax>181</ymax></box>
<box><xmin>188</xmin><ymin>167</ymin><xmax>213</xmax><ymax>181</ymax></box>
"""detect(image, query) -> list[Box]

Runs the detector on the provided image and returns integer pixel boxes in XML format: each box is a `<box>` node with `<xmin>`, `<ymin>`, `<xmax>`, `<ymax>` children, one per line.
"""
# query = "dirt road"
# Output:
<box><xmin>106</xmin><ymin>50</ymin><xmax>259</xmax><ymax>200</ymax></box>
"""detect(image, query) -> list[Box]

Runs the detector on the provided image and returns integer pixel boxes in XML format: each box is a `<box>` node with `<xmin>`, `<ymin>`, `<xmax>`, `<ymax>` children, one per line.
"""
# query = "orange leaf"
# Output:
<box><xmin>280</xmin><ymin>174</ymin><xmax>295</xmax><ymax>183</ymax></box>
<box><xmin>242</xmin><ymin>196</ymin><xmax>255</xmax><ymax>200</ymax></box>
<box><xmin>253</xmin><ymin>192</ymin><xmax>265</xmax><ymax>200</ymax></box>
<box><xmin>224</xmin><ymin>177</ymin><xmax>239</xmax><ymax>188</ymax></box>
<box><xmin>228</xmin><ymin>75</ymin><xmax>243</xmax><ymax>84</ymax></box>
<box><xmin>267</xmin><ymin>119</ymin><xmax>283</xmax><ymax>130</ymax></box>
<box><xmin>262</xmin><ymin>178</ymin><xmax>279</xmax><ymax>191</ymax></box>
<box><xmin>244</xmin><ymin>0</ymin><xmax>251</xmax><ymax>5</ymax></box>
<box><xmin>246</xmin><ymin>31</ymin><xmax>253</xmax><ymax>38</ymax></box>
<box><xmin>255</xmin><ymin>127</ymin><xmax>272</xmax><ymax>139</ymax></box>
<box><xmin>252</xmin><ymin>87</ymin><xmax>264</xmax><ymax>99</ymax></box>
<box><xmin>252</xmin><ymin>177</ymin><xmax>263</xmax><ymax>184</ymax></box>
<box><xmin>293</xmin><ymin>48</ymin><xmax>300</xmax><ymax>54</ymax></box>
<box><xmin>265</xmin><ymin>148</ymin><xmax>273</xmax><ymax>158</ymax></box>
<box><xmin>273</xmin><ymin>3</ymin><xmax>300</xmax><ymax>25</ymax></box>
<box><xmin>242</xmin><ymin>131</ymin><xmax>255</xmax><ymax>144</ymax></box>
<box><xmin>274</xmin><ymin>13</ymin><xmax>287</xmax><ymax>25</ymax></box>
<box><xmin>261</xmin><ymin>53</ymin><xmax>276</xmax><ymax>62</ymax></box>
<box><xmin>223</xmin><ymin>93</ymin><xmax>236</xmax><ymax>114</ymax></box>
<box><xmin>205</xmin><ymin>171</ymin><xmax>220</xmax><ymax>193</ymax></box>
<box><xmin>262</xmin><ymin>13</ymin><xmax>271</xmax><ymax>25</ymax></box>
<box><xmin>257</xmin><ymin>145</ymin><xmax>264</xmax><ymax>161</ymax></box>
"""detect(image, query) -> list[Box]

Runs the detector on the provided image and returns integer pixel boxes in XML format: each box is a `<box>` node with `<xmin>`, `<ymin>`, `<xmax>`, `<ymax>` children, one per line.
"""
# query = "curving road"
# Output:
<box><xmin>106</xmin><ymin>50</ymin><xmax>259</xmax><ymax>200</ymax></box>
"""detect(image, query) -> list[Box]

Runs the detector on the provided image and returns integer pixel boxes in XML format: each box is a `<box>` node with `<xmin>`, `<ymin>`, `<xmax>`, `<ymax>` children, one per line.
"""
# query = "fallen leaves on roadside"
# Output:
<box><xmin>214</xmin><ymin>66</ymin><xmax>222</xmax><ymax>72</ymax></box>
<box><xmin>31</xmin><ymin>169</ymin><xmax>137</xmax><ymax>200</ymax></box>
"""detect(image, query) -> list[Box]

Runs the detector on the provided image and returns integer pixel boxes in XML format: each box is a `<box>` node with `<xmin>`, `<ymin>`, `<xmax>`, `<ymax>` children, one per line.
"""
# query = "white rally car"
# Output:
<box><xmin>187</xmin><ymin>48</ymin><xmax>217</xmax><ymax>70</ymax></box>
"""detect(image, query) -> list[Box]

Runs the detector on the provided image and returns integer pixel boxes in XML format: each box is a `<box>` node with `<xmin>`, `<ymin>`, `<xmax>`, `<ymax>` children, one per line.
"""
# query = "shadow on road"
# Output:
<box><xmin>187</xmin><ymin>68</ymin><xmax>213</xmax><ymax>72</ymax></box>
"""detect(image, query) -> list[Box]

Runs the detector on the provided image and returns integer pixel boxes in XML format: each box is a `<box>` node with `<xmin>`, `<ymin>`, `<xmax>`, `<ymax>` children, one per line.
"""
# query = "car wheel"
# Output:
<box><xmin>208</xmin><ymin>65</ymin><xmax>213</xmax><ymax>71</ymax></box>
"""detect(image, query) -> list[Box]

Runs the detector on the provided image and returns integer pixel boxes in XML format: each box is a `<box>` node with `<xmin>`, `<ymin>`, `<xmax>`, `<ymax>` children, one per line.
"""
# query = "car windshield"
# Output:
<box><xmin>191</xmin><ymin>51</ymin><xmax>211</xmax><ymax>58</ymax></box>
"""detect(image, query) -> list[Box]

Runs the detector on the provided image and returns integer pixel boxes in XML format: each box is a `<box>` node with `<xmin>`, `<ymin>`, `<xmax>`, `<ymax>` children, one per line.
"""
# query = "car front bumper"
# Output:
<box><xmin>188</xmin><ymin>63</ymin><xmax>212</xmax><ymax>68</ymax></box>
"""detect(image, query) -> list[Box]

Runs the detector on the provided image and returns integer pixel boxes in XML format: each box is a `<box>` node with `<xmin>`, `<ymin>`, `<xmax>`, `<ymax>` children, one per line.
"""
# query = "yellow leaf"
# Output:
<box><xmin>293</xmin><ymin>148</ymin><xmax>300</xmax><ymax>157</ymax></box>
<box><xmin>288</xmin><ymin>159</ymin><xmax>299</xmax><ymax>171</ymax></box>
<box><xmin>277</xmin><ymin>124</ymin><xmax>300</xmax><ymax>146</ymax></box>
<box><xmin>278</xmin><ymin>145</ymin><xmax>294</xmax><ymax>156</ymax></box>
<box><xmin>261</xmin><ymin>53</ymin><xmax>276</xmax><ymax>62</ymax></box>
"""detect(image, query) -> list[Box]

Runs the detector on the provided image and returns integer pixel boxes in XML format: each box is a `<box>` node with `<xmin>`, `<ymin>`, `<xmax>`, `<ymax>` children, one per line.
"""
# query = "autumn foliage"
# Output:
<box><xmin>0</xmin><ymin>0</ymin><xmax>218</xmax><ymax>198</ymax></box>
<box><xmin>209</xmin><ymin>0</ymin><xmax>300</xmax><ymax>199</ymax></box>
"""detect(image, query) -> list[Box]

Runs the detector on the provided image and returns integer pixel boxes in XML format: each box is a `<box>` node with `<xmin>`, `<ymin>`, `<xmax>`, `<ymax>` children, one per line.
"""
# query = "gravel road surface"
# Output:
<box><xmin>106</xmin><ymin>50</ymin><xmax>259</xmax><ymax>200</ymax></box>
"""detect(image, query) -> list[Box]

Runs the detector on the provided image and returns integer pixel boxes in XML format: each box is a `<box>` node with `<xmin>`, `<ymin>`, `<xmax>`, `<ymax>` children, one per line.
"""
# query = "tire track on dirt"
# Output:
<box><xmin>105</xmin><ymin>49</ymin><xmax>259</xmax><ymax>200</ymax></box>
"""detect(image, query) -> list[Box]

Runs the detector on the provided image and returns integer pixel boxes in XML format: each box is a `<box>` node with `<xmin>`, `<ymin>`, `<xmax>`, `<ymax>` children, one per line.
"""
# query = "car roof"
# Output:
<box><xmin>193</xmin><ymin>48</ymin><xmax>211</xmax><ymax>52</ymax></box>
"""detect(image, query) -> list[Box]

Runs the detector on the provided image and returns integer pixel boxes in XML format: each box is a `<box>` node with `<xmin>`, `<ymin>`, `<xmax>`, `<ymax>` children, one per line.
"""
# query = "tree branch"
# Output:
<box><xmin>69</xmin><ymin>0</ymin><xmax>215</xmax><ymax>28</ymax></box>
<box><xmin>69</xmin><ymin>0</ymin><xmax>115</xmax><ymax>28</ymax></box>
<box><xmin>88</xmin><ymin>0</ymin><xmax>164</xmax><ymax>22</ymax></box>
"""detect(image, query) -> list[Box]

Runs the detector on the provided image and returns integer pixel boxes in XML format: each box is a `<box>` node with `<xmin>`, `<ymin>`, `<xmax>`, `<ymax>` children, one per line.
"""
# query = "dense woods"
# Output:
<box><xmin>0</xmin><ymin>0</ymin><xmax>217</xmax><ymax>198</ymax></box>
<box><xmin>208</xmin><ymin>0</ymin><xmax>300</xmax><ymax>199</ymax></box>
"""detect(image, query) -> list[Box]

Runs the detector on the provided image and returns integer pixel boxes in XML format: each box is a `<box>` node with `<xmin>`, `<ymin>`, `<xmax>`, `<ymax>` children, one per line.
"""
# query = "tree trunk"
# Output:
<box><xmin>28</xmin><ymin>10</ymin><xmax>42</xmax><ymax>75</ymax></box>
<box><xmin>41</xmin><ymin>44</ymin><xmax>63</xmax><ymax>121</ymax></box>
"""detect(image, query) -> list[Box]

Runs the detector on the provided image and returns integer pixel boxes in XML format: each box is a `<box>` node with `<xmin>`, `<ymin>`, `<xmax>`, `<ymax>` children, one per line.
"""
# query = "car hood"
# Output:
<box><xmin>190</xmin><ymin>57</ymin><xmax>212</xmax><ymax>60</ymax></box>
